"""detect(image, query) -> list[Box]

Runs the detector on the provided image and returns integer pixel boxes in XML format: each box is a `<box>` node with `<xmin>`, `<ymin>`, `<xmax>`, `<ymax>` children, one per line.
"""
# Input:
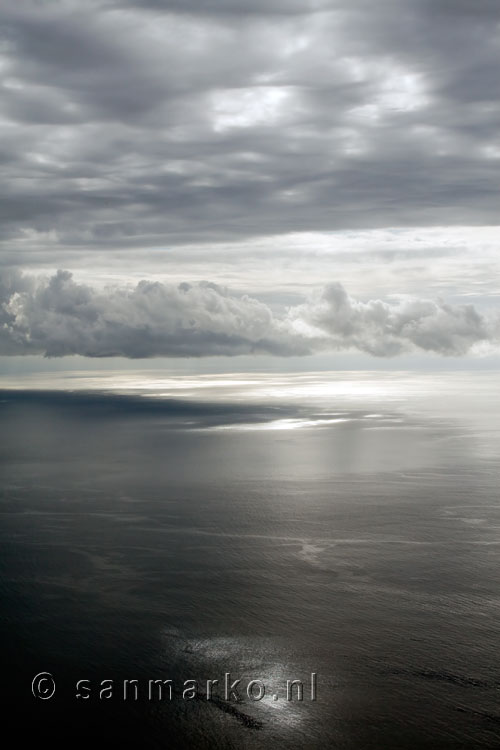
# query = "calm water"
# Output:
<box><xmin>1</xmin><ymin>372</ymin><xmax>500</xmax><ymax>748</ymax></box>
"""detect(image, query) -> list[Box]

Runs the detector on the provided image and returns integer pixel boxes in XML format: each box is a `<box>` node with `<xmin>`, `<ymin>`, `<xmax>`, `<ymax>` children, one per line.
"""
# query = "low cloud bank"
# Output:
<box><xmin>0</xmin><ymin>270</ymin><xmax>497</xmax><ymax>358</ymax></box>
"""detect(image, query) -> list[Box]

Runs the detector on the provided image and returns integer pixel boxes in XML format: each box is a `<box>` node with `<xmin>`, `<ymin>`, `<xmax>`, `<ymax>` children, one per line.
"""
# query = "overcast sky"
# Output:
<box><xmin>1</xmin><ymin>0</ymin><xmax>499</xmax><ymax>369</ymax></box>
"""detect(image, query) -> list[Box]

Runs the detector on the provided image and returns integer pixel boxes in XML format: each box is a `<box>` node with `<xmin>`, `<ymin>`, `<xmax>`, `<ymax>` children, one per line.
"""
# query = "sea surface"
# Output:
<box><xmin>1</xmin><ymin>370</ymin><xmax>500</xmax><ymax>748</ymax></box>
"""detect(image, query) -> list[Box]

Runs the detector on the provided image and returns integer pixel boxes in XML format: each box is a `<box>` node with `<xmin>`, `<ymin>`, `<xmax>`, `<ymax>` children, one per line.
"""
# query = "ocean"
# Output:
<box><xmin>1</xmin><ymin>371</ymin><xmax>500</xmax><ymax>748</ymax></box>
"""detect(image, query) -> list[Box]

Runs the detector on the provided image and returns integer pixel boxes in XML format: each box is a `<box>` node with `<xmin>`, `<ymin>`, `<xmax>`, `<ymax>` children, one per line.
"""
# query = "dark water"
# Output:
<box><xmin>1</xmin><ymin>378</ymin><xmax>500</xmax><ymax>748</ymax></box>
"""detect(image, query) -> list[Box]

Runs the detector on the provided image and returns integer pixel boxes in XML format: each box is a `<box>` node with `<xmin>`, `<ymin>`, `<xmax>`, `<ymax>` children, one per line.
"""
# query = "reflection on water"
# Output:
<box><xmin>1</xmin><ymin>371</ymin><xmax>500</xmax><ymax>748</ymax></box>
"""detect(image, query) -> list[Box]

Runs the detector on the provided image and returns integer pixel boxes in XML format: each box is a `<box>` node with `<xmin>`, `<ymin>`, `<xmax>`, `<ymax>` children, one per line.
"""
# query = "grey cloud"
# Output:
<box><xmin>1</xmin><ymin>271</ymin><xmax>497</xmax><ymax>359</ymax></box>
<box><xmin>1</xmin><ymin>0</ymin><xmax>500</xmax><ymax>262</ymax></box>
<box><xmin>0</xmin><ymin>270</ymin><xmax>306</xmax><ymax>357</ymax></box>
<box><xmin>293</xmin><ymin>282</ymin><xmax>494</xmax><ymax>357</ymax></box>
<box><xmin>114</xmin><ymin>0</ymin><xmax>330</xmax><ymax>16</ymax></box>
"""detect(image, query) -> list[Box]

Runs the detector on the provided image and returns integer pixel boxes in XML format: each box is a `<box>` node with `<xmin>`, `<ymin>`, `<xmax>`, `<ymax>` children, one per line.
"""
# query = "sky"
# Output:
<box><xmin>1</xmin><ymin>0</ymin><xmax>499</xmax><ymax>372</ymax></box>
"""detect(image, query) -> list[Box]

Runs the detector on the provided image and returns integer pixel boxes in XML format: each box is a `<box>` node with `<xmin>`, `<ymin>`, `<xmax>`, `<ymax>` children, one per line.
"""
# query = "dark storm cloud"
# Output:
<box><xmin>1</xmin><ymin>0</ymin><xmax>500</xmax><ymax>262</ymax></box>
<box><xmin>1</xmin><ymin>270</ymin><xmax>497</xmax><ymax>358</ymax></box>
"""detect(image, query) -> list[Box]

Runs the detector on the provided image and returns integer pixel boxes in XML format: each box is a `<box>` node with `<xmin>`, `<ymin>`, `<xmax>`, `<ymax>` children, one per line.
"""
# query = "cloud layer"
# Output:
<box><xmin>1</xmin><ymin>0</ymin><xmax>500</xmax><ymax>266</ymax></box>
<box><xmin>1</xmin><ymin>270</ymin><xmax>497</xmax><ymax>358</ymax></box>
<box><xmin>2</xmin><ymin>1</ymin><xmax>499</xmax><ymax>366</ymax></box>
